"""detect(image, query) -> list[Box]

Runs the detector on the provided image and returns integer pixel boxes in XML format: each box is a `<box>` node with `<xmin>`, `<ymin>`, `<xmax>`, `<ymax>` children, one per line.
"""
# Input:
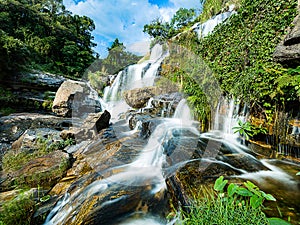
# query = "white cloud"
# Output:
<box><xmin>126</xmin><ymin>41</ymin><xmax>150</xmax><ymax>56</ymax></box>
<box><xmin>170</xmin><ymin>0</ymin><xmax>200</xmax><ymax>9</ymax></box>
<box><xmin>63</xmin><ymin>0</ymin><xmax>201</xmax><ymax>57</ymax></box>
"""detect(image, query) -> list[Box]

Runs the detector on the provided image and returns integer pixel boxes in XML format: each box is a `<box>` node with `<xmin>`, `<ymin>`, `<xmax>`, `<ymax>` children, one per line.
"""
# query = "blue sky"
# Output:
<box><xmin>63</xmin><ymin>0</ymin><xmax>201</xmax><ymax>57</ymax></box>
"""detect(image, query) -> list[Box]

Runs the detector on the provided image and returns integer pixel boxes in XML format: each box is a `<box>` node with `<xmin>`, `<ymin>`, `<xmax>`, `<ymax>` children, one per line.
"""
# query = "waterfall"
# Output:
<box><xmin>192</xmin><ymin>5</ymin><xmax>236</xmax><ymax>38</ymax></box>
<box><xmin>213</xmin><ymin>98</ymin><xmax>248</xmax><ymax>139</ymax></box>
<box><xmin>102</xmin><ymin>43</ymin><xmax>168</xmax><ymax>121</ymax></box>
<box><xmin>173</xmin><ymin>99</ymin><xmax>193</xmax><ymax>124</ymax></box>
<box><xmin>103</xmin><ymin>44</ymin><xmax>167</xmax><ymax>103</ymax></box>
<box><xmin>44</xmin><ymin>99</ymin><xmax>199</xmax><ymax>225</ymax></box>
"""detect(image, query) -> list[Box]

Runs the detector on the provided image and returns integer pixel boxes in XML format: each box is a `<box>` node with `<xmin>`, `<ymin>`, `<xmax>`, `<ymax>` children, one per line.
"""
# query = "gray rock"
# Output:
<box><xmin>5</xmin><ymin>71</ymin><xmax>65</xmax><ymax>91</ymax></box>
<box><xmin>273</xmin><ymin>42</ymin><xmax>300</xmax><ymax>67</ymax></box>
<box><xmin>60</xmin><ymin>110</ymin><xmax>111</xmax><ymax>141</ymax></box>
<box><xmin>274</xmin><ymin>15</ymin><xmax>300</xmax><ymax>67</ymax></box>
<box><xmin>52</xmin><ymin>80</ymin><xmax>101</xmax><ymax>117</ymax></box>
<box><xmin>122</xmin><ymin>86</ymin><xmax>161</xmax><ymax>109</ymax></box>
<box><xmin>284</xmin><ymin>15</ymin><xmax>300</xmax><ymax>46</ymax></box>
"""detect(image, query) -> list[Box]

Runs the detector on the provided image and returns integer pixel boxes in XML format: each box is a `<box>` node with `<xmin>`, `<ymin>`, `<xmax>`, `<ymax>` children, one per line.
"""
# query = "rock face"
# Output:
<box><xmin>122</xmin><ymin>86</ymin><xmax>160</xmax><ymax>108</ymax></box>
<box><xmin>0</xmin><ymin>113</ymin><xmax>72</xmax><ymax>162</ymax></box>
<box><xmin>0</xmin><ymin>71</ymin><xmax>65</xmax><ymax>114</ymax></box>
<box><xmin>52</xmin><ymin>80</ymin><xmax>101</xmax><ymax>117</ymax></box>
<box><xmin>274</xmin><ymin>15</ymin><xmax>300</xmax><ymax>67</ymax></box>
<box><xmin>60</xmin><ymin>110</ymin><xmax>111</xmax><ymax>141</ymax></box>
<box><xmin>3</xmin><ymin>71</ymin><xmax>65</xmax><ymax>92</ymax></box>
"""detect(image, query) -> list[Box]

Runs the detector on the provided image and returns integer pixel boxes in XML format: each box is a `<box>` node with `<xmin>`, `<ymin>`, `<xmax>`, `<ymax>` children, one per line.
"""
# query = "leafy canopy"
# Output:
<box><xmin>0</xmin><ymin>0</ymin><xmax>96</xmax><ymax>77</ymax></box>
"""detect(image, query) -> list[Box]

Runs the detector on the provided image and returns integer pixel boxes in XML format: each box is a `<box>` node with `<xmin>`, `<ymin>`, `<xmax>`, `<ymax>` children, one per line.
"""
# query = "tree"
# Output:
<box><xmin>170</xmin><ymin>8</ymin><xmax>196</xmax><ymax>30</ymax></box>
<box><xmin>107</xmin><ymin>38</ymin><xmax>125</xmax><ymax>52</ymax></box>
<box><xmin>102</xmin><ymin>39</ymin><xmax>141</xmax><ymax>74</ymax></box>
<box><xmin>0</xmin><ymin>0</ymin><xmax>96</xmax><ymax>77</ymax></box>
<box><xmin>143</xmin><ymin>8</ymin><xmax>197</xmax><ymax>40</ymax></box>
<box><xmin>143</xmin><ymin>18</ymin><xmax>173</xmax><ymax>39</ymax></box>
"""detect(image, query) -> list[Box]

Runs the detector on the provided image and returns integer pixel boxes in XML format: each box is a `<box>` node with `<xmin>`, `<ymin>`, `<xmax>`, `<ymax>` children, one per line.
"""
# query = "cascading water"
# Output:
<box><xmin>44</xmin><ymin>39</ymin><xmax>202</xmax><ymax>225</ymax></box>
<box><xmin>213</xmin><ymin>98</ymin><xmax>248</xmax><ymax>135</ymax></box>
<box><xmin>192</xmin><ymin>5</ymin><xmax>236</xmax><ymax>38</ymax></box>
<box><xmin>44</xmin><ymin>100</ymin><xmax>199</xmax><ymax>225</ymax></box>
<box><xmin>198</xmin><ymin>97</ymin><xmax>300</xmax><ymax>221</ymax></box>
<box><xmin>102</xmin><ymin>44</ymin><xmax>168</xmax><ymax>121</ymax></box>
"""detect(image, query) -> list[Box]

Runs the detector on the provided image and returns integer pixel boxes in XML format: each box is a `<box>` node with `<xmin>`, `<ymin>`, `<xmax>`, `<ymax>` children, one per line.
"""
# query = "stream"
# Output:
<box><xmin>43</xmin><ymin>43</ymin><xmax>300</xmax><ymax>225</ymax></box>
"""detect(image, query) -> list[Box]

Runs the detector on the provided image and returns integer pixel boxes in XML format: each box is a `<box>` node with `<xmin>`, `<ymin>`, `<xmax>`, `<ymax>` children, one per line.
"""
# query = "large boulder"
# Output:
<box><xmin>60</xmin><ymin>110</ymin><xmax>111</xmax><ymax>141</ymax></box>
<box><xmin>0</xmin><ymin>113</ymin><xmax>73</xmax><ymax>168</ymax></box>
<box><xmin>122</xmin><ymin>86</ymin><xmax>161</xmax><ymax>109</ymax></box>
<box><xmin>0</xmin><ymin>151</ymin><xmax>71</xmax><ymax>191</ymax></box>
<box><xmin>274</xmin><ymin>15</ymin><xmax>300</xmax><ymax>67</ymax></box>
<box><xmin>52</xmin><ymin>80</ymin><xmax>101</xmax><ymax>117</ymax></box>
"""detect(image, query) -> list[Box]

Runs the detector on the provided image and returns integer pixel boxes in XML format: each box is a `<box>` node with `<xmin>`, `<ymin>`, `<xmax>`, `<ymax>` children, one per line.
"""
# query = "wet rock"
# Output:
<box><xmin>5</xmin><ymin>71</ymin><xmax>65</xmax><ymax>91</ymax></box>
<box><xmin>60</xmin><ymin>110</ymin><xmax>111</xmax><ymax>141</ymax></box>
<box><xmin>52</xmin><ymin>80</ymin><xmax>101</xmax><ymax>117</ymax></box>
<box><xmin>128</xmin><ymin>114</ymin><xmax>154</xmax><ymax>138</ymax></box>
<box><xmin>167</xmin><ymin>135</ymin><xmax>271</xmax><ymax>206</ymax></box>
<box><xmin>1</xmin><ymin>151</ymin><xmax>70</xmax><ymax>191</ymax></box>
<box><xmin>151</xmin><ymin>92</ymin><xmax>183</xmax><ymax>117</ymax></box>
<box><xmin>274</xmin><ymin>15</ymin><xmax>300</xmax><ymax>67</ymax></box>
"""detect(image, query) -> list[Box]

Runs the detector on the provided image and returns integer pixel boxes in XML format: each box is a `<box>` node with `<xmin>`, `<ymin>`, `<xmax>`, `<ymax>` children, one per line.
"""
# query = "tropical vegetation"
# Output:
<box><xmin>0</xmin><ymin>0</ymin><xmax>96</xmax><ymax>78</ymax></box>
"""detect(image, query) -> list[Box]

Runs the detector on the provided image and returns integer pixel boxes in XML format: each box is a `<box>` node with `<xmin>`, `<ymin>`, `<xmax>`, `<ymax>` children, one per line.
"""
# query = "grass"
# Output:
<box><xmin>174</xmin><ymin>176</ymin><xmax>292</xmax><ymax>225</ymax></box>
<box><xmin>0</xmin><ymin>190</ymin><xmax>35</xmax><ymax>225</ymax></box>
<box><xmin>178</xmin><ymin>186</ymin><xmax>269</xmax><ymax>224</ymax></box>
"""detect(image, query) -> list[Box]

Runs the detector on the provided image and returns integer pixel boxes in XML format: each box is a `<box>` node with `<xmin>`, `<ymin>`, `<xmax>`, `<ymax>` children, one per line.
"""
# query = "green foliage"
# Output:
<box><xmin>233</xmin><ymin>119</ymin><xmax>268</xmax><ymax>140</ymax></box>
<box><xmin>213</xmin><ymin>175</ymin><xmax>228</xmax><ymax>191</ymax></box>
<box><xmin>143</xmin><ymin>8</ymin><xmax>196</xmax><ymax>40</ymax></box>
<box><xmin>0</xmin><ymin>190</ymin><xmax>35</xmax><ymax>225</ymax></box>
<box><xmin>2</xmin><ymin>136</ymin><xmax>75</xmax><ymax>172</ymax></box>
<box><xmin>173</xmin><ymin>0</ymin><xmax>298</xmax><ymax>123</ymax></box>
<box><xmin>296</xmin><ymin>172</ymin><xmax>300</xmax><ymax>176</ymax></box>
<box><xmin>268</xmin><ymin>218</ymin><xmax>292</xmax><ymax>225</ymax></box>
<box><xmin>0</xmin><ymin>0</ymin><xmax>96</xmax><ymax>77</ymax></box>
<box><xmin>233</xmin><ymin>120</ymin><xmax>253</xmax><ymax>140</ymax></box>
<box><xmin>0</xmin><ymin>107</ymin><xmax>15</xmax><ymax>116</ymax></box>
<box><xmin>177</xmin><ymin>176</ymin><xmax>277</xmax><ymax>224</ymax></box>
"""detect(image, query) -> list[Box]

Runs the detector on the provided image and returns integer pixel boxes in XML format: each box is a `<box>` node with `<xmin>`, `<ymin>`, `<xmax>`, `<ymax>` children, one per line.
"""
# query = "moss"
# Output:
<box><xmin>0</xmin><ymin>191</ymin><xmax>35</xmax><ymax>225</ymax></box>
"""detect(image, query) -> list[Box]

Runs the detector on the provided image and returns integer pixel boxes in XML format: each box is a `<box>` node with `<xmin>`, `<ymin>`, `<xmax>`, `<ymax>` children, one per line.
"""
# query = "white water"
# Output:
<box><xmin>192</xmin><ymin>5</ymin><xmax>236</xmax><ymax>38</ymax></box>
<box><xmin>205</xmin><ymin>98</ymin><xmax>298</xmax><ymax>190</ymax></box>
<box><xmin>102</xmin><ymin>43</ymin><xmax>168</xmax><ymax>122</ymax></box>
<box><xmin>235</xmin><ymin>159</ymin><xmax>297</xmax><ymax>186</ymax></box>
<box><xmin>173</xmin><ymin>99</ymin><xmax>193</xmax><ymax>122</ymax></box>
<box><xmin>45</xmin><ymin>107</ymin><xmax>199</xmax><ymax>225</ymax></box>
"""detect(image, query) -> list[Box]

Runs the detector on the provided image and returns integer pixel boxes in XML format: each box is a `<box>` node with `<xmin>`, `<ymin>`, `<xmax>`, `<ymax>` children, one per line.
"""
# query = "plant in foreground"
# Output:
<box><xmin>177</xmin><ymin>176</ymin><xmax>291</xmax><ymax>225</ymax></box>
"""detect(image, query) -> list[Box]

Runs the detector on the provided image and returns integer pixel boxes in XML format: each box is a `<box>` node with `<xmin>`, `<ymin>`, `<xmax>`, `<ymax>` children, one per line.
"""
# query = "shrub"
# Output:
<box><xmin>176</xmin><ymin>176</ymin><xmax>281</xmax><ymax>225</ymax></box>
<box><xmin>0</xmin><ymin>191</ymin><xmax>35</xmax><ymax>225</ymax></box>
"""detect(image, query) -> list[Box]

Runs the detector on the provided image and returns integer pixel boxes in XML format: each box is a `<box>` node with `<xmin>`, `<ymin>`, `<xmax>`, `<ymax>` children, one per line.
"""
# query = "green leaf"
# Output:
<box><xmin>250</xmin><ymin>195</ymin><xmax>263</xmax><ymax>208</ymax></box>
<box><xmin>40</xmin><ymin>195</ymin><xmax>51</xmax><ymax>202</ymax></box>
<box><xmin>268</xmin><ymin>218</ymin><xmax>292</xmax><ymax>225</ymax></box>
<box><xmin>262</xmin><ymin>192</ymin><xmax>276</xmax><ymax>201</ymax></box>
<box><xmin>214</xmin><ymin>176</ymin><xmax>228</xmax><ymax>192</ymax></box>
<box><xmin>296</xmin><ymin>172</ymin><xmax>300</xmax><ymax>176</ymax></box>
<box><xmin>227</xmin><ymin>183</ymin><xmax>238</xmax><ymax>197</ymax></box>
<box><xmin>236</xmin><ymin>187</ymin><xmax>253</xmax><ymax>197</ymax></box>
